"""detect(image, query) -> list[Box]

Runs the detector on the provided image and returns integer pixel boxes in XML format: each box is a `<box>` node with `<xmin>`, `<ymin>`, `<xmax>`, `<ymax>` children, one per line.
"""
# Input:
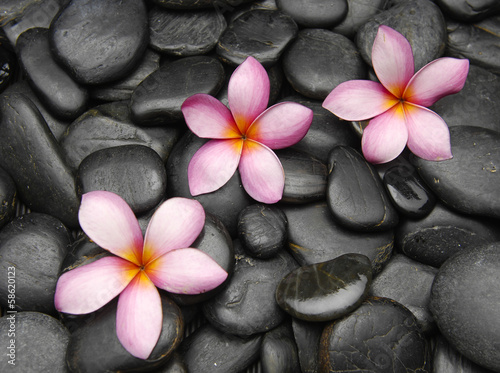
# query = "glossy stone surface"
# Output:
<box><xmin>435</xmin><ymin>0</ymin><xmax>500</xmax><ymax>22</ymax></box>
<box><xmin>320</xmin><ymin>297</ymin><xmax>431</xmax><ymax>372</ymax></box>
<box><xmin>333</xmin><ymin>0</ymin><xmax>387</xmax><ymax>38</ymax></box>
<box><xmin>412</xmin><ymin>126</ymin><xmax>500</xmax><ymax>219</ymax></box>
<box><xmin>261</xmin><ymin>322</ymin><xmax>300</xmax><ymax>373</ymax></box>
<box><xmin>292</xmin><ymin>318</ymin><xmax>323</xmax><ymax>373</ymax></box>
<box><xmin>276</xmin><ymin>0</ymin><xmax>348</xmax><ymax>28</ymax></box>
<box><xmin>0</xmin><ymin>166</ymin><xmax>16</xmax><ymax>229</ymax></box>
<box><xmin>430</xmin><ymin>243</ymin><xmax>500</xmax><ymax>372</ymax></box>
<box><xmin>276</xmin><ymin>254</ymin><xmax>372</xmax><ymax>322</ymax></box>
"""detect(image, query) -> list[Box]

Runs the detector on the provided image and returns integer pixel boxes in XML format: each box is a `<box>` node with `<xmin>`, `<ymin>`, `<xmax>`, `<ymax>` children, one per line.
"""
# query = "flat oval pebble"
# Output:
<box><xmin>237</xmin><ymin>204</ymin><xmax>288</xmax><ymax>259</ymax></box>
<box><xmin>66</xmin><ymin>295</ymin><xmax>184</xmax><ymax>372</ymax></box>
<box><xmin>412</xmin><ymin>126</ymin><xmax>500</xmax><ymax>218</ymax></box>
<box><xmin>435</xmin><ymin>0</ymin><xmax>500</xmax><ymax>21</ymax></box>
<box><xmin>261</xmin><ymin>322</ymin><xmax>300</xmax><ymax>373</ymax></box>
<box><xmin>149</xmin><ymin>7</ymin><xmax>227</xmax><ymax>56</ymax></box>
<box><xmin>276</xmin><ymin>253</ymin><xmax>372</xmax><ymax>322</ymax></box>
<box><xmin>430</xmin><ymin>242</ymin><xmax>500</xmax><ymax>372</ymax></box>
<box><xmin>356</xmin><ymin>0</ymin><xmax>447</xmax><ymax>71</ymax></box>
<box><xmin>0</xmin><ymin>312</ymin><xmax>70</xmax><ymax>372</ymax></box>
<box><xmin>16</xmin><ymin>27</ymin><xmax>88</xmax><ymax>120</ymax></box>
<box><xmin>60</xmin><ymin>101</ymin><xmax>180</xmax><ymax>169</ymax></box>
<box><xmin>333</xmin><ymin>0</ymin><xmax>387</xmax><ymax>38</ymax></box>
<box><xmin>202</xmin><ymin>240</ymin><xmax>298</xmax><ymax>336</ymax></box>
<box><xmin>320</xmin><ymin>297</ymin><xmax>431</xmax><ymax>372</ymax></box>
<box><xmin>276</xmin><ymin>0</ymin><xmax>348</xmax><ymax>28</ymax></box>
<box><xmin>327</xmin><ymin>146</ymin><xmax>399</xmax><ymax>231</ymax></box>
<box><xmin>282</xmin><ymin>202</ymin><xmax>394</xmax><ymax>273</ymax></box>
<box><xmin>77</xmin><ymin>145</ymin><xmax>167</xmax><ymax>215</ymax></box>
<box><xmin>0</xmin><ymin>213</ymin><xmax>71</xmax><ymax>314</ymax></box>
<box><xmin>0</xmin><ymin>92</ymin><xmax>80</xmax><ymax>227</ymax></box>
<box><xmin>50</xmin><ymin>0</ymin><xmax>149</xmax><ymax>85</ymax></box>
<box><xmin>283</xmin><ymin>29</ymin><xmax>367</xmax><ymax>100</ymax></box>
<box><xmin>216</xmin><ymin>9</ymin><xmax>298</xmax><ymax>67</ymax></box>
<box><xmin>130</xmin><ymin>56</ymin><xmax>225</xmax><ymax>125</ymax></box>
<box><xmin>0</xmin><ymin>166</ymin><xmax>16</xmax><ymax>229</ymax></box>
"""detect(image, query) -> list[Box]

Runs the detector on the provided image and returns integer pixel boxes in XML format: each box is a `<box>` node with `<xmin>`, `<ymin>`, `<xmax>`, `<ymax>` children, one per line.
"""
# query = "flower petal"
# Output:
<box><xmin>78</xmin><ymin>191</ymin><xmax>143</xmax><ymax>265</ymax></box>
<box><xmin>55</xmin><ymin>256</ymin><xmax>139</xmax><ymax>314</ymax></box>
<box><xmin>239</xmin><ymin>140</ymin><xmax>284</xmax><ymax>203</ymax></box>
<box><xmin>362</xmin><ymin>104</ymin><xmax>409</xmax><ymax>164</ymax></box>
<box><xmin>187</xmin><ymin>138</ymin><xmax>243</xmax><ymax>196</ymax></box>
<box><xmin>404</xmin><ymin>104</ymin><xmax>453</xmax><ymax>161</ymax></box>
<box><xmin>228</xmin><ymin>56</ymin><xmax>270</xmax><ymax>134</ymax></box>
<box><xmin>372</xmin><ymin>25</ymin><xmax>414</xmax><ymax>98</ymax></box>
<box><xmin>246</xmin><ymin>102</ymin><xmax>313</xmax><ymax>149</ymax></box>
<box><xmin>146</xmin><ymin>248</ymin><xmax>228</xmax><ymax>294</ymax></box>
<box><xmin>404</xmin><ymin>57</ymin><xmax>470</xmax><ymax>107</ymax></box>
<box><xmin>322</xmin><ymin>80</ymin><xmax>398</xmax><ymax>121</ymax></box>
<box><xmin>116</xmin><ymin>272</ymin><xmax>162</xmax><ymax>359</ymax></box>
<box><xmin>142</xmin><ymin>198</ymin><xmax>205</xmax><ymax>264</ymax></box>
<box><xmin>181</xmin><ymin>94</ymin><xmax>241</xmax><ymax>139</ymax></box>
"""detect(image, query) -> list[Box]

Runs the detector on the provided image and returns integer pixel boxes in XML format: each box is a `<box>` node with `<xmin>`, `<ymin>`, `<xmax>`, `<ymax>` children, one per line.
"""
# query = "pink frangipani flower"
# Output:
<box><xmin>322</xmin><ymin>25</ymin><xmax>469</xmax><ymax>164</ymax></box>
<box><xmin>54</xmin><ymin>191</ymin><xmax>228</xmax><ymax>359</ymax></box>
<box><xmin>181</xmin><ymin>56</ymin><xmax>313</xmax><ymax>204</ymax></box>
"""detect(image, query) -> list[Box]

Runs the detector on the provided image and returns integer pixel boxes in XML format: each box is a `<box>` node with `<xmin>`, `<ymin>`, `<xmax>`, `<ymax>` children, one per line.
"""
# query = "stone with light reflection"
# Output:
<box><xmin>275</xmin><ymin>253</ymin><xmax>372</xmax><ymax>322</ymax></box>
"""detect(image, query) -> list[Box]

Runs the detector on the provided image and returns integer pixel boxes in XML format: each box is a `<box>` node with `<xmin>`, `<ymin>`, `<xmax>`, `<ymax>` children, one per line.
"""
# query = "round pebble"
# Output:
<box><xmin>260</xmin><ymin>322</ymin><xmax>300</xmax><ymax>373</ymax></box>
<box><xmin>276</xmin><ymin>0</ymin><xmax>348</xmax><ymax>28</ymax></box>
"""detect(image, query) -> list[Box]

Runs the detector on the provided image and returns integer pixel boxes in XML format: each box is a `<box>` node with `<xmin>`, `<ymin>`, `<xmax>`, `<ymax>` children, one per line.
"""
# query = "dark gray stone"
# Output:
<box><xmin>275</xmin><ymin>0</ymin><xmax>348</xmax><ymax>28</ymax></box>
<box><xmin>261</xmin><ymin>322</ymin><xmax>300</xmax><ymax>373</ymax></box>
<box><xmin>435</xmin><ymin>0</ymin><xmax>500</xmax><ymax>22</ymax></box>
<box><xmin>292</xmin><ymin>318</ymin><xmax>323</xmax><ymax>373</ymax></box>
<box><xmin>0</xmin><ymin>44</ymin><xmax>16</xmax><ymax>93</ymax></box>
<box><xmin>332</xmin><ymin>0</ymin><xmax>387</xmax><ymax>38</ymax></box>
<box><xmin>0</xmin><ymin>166</ymin><xmax>16</xmax><ymax>229</ymax></box>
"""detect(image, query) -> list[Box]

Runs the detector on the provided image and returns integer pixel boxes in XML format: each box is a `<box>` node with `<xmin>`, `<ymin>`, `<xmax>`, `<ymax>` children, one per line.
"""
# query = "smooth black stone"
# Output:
<box><xmin>282</xmin><ymin>202</ymin><xmax>394</xmax><ymax>273</ymax></box>
<box><xmin>77</xmin><ymin>145</ymin><xmax>167</xmax><ymax>215</ymax></box>
<box><xmin>383</xmin><ymin>161</ymin><xmax>436</xmax><ymax>218</ymax></box>
<box><xmin>435</xmin><ymin>0</ymin><xmax>500</xmax><ymax>21</ymax></box>
<box><xmin>277</xmin><ymin>148</ymin><xmax>327</xmax><ymax>204</ymax></box>
<box><xmin>0</xmin><ymin>44</ymin><xmax>16</xmax><ymax>93</ymax></box>
<box><xmin>446</xmin><ymin>17</ymin><xmax>500</xmax><ymax>75</ymax></box>
<box><xmin>283</xmin><ymin>28</ymin><xmax>367</xmax><ymax>100</ymax></box>
<box><xmin>0</xmin><ymin>213</ymin><xmax>71</xmax><ymax>314</ymax></box>
<box><xmin>0</xmin><ymin>166</ymin><xmax>16</xmax><ymax>229</ymax></box>
<box><xmin>149</xmin><ymin>7</ymin><xmax>227</xmax><ymax>56</ymax></box>
<box><xmin>430</xmin><ymin>243</ymin><xmax>500</xmax><ymax>372</ymax></box>
<box><xmin>202</xmin><ymin>240</ymin><xmax>298</xmax><ymax>336</ymax></box>
<box><xmin>50</xmin><ymin>0</ymin><xmax>149</xmax><ymax>85</ymax></box>
<box><xmin>4</xmin><ymin>81</ymin><xmax>70</xmax><ymax>140</ymax></box>
<box><xmin>320</xmin><ymin>297</ymin><xmax>431</xmax><ymax>372</ymax></box>
<box><xmin>284</xmin><ymin>97</ymin><xmax>360</xmax><ymax>163</ymax></box>
<box><xmin>396</xmin><ymin>202</ymin><xmax>500</xmax><ymax>267</ymax></box>
<box><xmin>327</xmin><ymin>146</ymin><xmax>399</xmax><ymax>232</ymax></box>
<box><xmin>166</xmin><ymin>131</ymin><xmax>254</xmax><ymax>237</ymax></box>
<box><xmin>276</xmin><ymin>253</ymin><xmax>372</xmax><ymax>322</ymax></box>
<box><xmin>180</xmin><ymin>323</ymin><xmax>262</xmax><ymax>373</ymax></box>
<box><xmin>430</xmin><ymin>65</ymin><xmax>500</xmax><ymax>133</ymax></box>
<box><xmin>66</xmin><ymin>295</ymin><xmax>184</xmax><ymax>372</ymax></box>
<box><xmin>0</xmin><ymin>312</ymin><xmax>70</xmax><ymax>373</ymax></box>
<box><xmin>0</xmin><ymin>92</ymin><xmax>80</xmax><ymax>227</ymax></box>
<box><xmin>130</xmin><ymin>55</ymin><xmax>225</xmax><ymax>125</ymax></box>
<box><xmin>216</xmin><ymin>9</ymin><xmax>298</xmax><ymax>67</ymax></box>
<box><xmin>412</xmin><ymin>126</ymin><xmax>500</xmax><ymax>219</ymax></box>
<box><xmin>332</xmin><ymin>0</ymin><xmax>387</xmax><ymax>38</ymax></box>
<box><xmin>152</xmin><ymin>0</ymin><xmax>248</xmax><ymax>10</ymax></box>
<box><xmin>370</xmin><ymin>254</ymin><xmax>438</xmax><ymax>333</ymax></box>
<box><xmin>276</xmin><ymin>0</ymin><xmax>347</xmax><ymax>27</ymax></box>
<box><xmin>16</xmin><ymin>28</ymin><xmax>88</xmax><ymax>120</ymax></box>
<box><xmin>292</xmin><ymin>318</ymin><xmax>323</xmax><ymax>373</ymax></box>
<box><xmin>261</xmin><ymin>322</ymin><xmax>300</xmax><ymax>373</ymax></box>
<box><xmin>91</xmin><ymin>49</ymin><xmax>161</xmax><ymax>102</ymax></box>
<box><xmin>237</xmin><ymin>204</ymin><xmax>288</xmax><ymax>259</ymax></box>
<box><xmin>356</xmin><ymin>0</ymin><xmax>447</xmax><ymax>71</ymax></box>
<box><xmin>0</xmin><ymin>0</ymin><xmax>39</xmax><ymax>25</ymax></box>
<box><xmin>60</xmin><ymin>101</ymin><xmax>181</xmax><ymax>169</ymax></box>
<box><xmin>155</xmin><ymin>352</ymin><xmax>187</xmax><ymax>372</ymax></box>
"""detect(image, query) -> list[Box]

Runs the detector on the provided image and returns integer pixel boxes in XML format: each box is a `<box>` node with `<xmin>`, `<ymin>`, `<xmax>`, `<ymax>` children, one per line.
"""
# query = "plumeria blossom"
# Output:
<box><xmin>181</xmin><ymin>56</ymin><xmax>313</xmax><ymax>204</ymax></box>
<box><xmin>54</xmin><ymin>191</ymin><xmax>228</xmax><ymax>359</ymax></box>
<box><xmin>323</xmin><ymin>25</ymin><xmax>469</xmax><ymax>164</ymax></box>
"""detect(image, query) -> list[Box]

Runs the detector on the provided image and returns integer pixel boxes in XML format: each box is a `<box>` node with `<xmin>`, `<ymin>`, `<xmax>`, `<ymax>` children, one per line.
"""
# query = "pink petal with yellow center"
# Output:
<box><xmin>372</xmin><ymin>25</ymin><xmax>414</xmax><ymax>98</ymax></box>
<box><xmin>146</xmin><ymin>248</ymin><xmax>228</xmax><ymax>294</ymax></box>
<box><xmin>246</xmin><ymin>102</ymin><xmax>313</xmax><ymax>149</ymax></box>
<box><xmin>239</xmin><ymin>140</ymin><xmax>284</xmax><ymax>203</ymax></box>
<box><xmin>142</xmin><ymin>198</ymin><xmax>205</xmax><ymax>264</ymax></box>
<box><xmin>54</xmin><ymin>256</ymin><xmax>139</xmax><ymax>314</ymax></box>
<box><xmin>362</xmin><ymin>103</ymin><xmax>409</xmax><ymax>164</ymax></box>
<box><xmin>187</xmin><ymin>138</ymin><xmax>244</xmax><ymax>196</ymax></box>
<box><xmin>404</xmin><ymin>57</ymin><xmax>470</xmax><ymax>107</ymax></box>
<box><xmin>78</xmin><ymin>191</ymin><xmax>143</xmax><ymax>265</ymax></box>
<box><xmin>181</xmin><ymin>94</ymin><xmax>241</xmax><ymax>139</ymax></box>
<box><xmin>404</xmin><ymin>103</ymin><xmax>453</xmax><ymax>161</ymax></box>
<box><xmin>116</xmin><ymin>271</ymin><xmax>162</xmax><ymax>359</ymax></box>
<box><xmin>228</xmin><ymin>56</ymin><xmax>270</xmax><ymax>134</ymax></box>
<box><xmin>322</xmin><ymin>80</ymin><xmax>398</xmax><ymax>121</ymax></box>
